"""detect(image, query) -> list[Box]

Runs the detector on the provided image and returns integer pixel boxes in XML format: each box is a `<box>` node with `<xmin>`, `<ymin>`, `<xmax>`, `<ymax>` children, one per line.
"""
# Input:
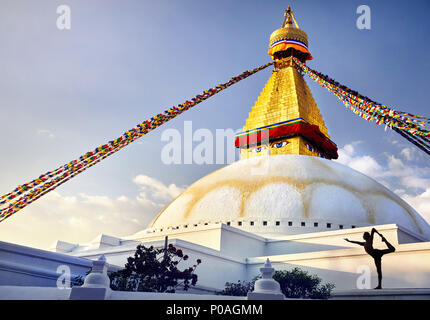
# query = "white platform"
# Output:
<box><xmin>330</xmin><ymin>288</ymin><xmax>430</xmax><ymax>300</ymax></box>
<box><xmin>2</xmin><ymin>224</ymin><xmax>430</xmax><ymax>292</ymax></box>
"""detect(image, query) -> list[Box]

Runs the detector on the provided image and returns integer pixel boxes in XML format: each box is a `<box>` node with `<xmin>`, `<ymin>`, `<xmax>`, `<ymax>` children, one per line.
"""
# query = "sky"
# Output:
<box><xmin>0</xmin><ymin>0</ymin><xmax>429</xmax><ymax>249</ymax></box>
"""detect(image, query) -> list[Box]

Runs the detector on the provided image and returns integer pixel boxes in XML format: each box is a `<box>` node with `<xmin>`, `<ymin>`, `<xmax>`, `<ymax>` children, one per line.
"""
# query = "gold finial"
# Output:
<box><xmin>281</xmin><ymin>6</ymin><xmax>300</xmax><ymax>29</ymax></box>
<box><xmin>281</xmin><ymin>6</ymin><xmax>291</xmax><ymax>27</ymax></box>
<box><xmin>268</xmin><ymin>7</ymin><xmax>312</xmax><ymax>61</ymax></box>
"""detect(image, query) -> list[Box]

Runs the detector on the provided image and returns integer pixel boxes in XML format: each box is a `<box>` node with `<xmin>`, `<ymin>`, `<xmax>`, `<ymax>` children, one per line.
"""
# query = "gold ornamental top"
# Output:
<box><xmin>235</xmin><ymin>7</ymin><xmax>337</xmax><ymax>160</ymax></box>
<box><xmin>268</xmin><ymin>6</ymin><xmax>313</xmax><ymax>61</ymax></box>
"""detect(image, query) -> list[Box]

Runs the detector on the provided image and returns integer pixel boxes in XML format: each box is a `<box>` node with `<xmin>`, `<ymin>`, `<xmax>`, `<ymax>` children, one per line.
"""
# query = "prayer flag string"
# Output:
<box><xmin>3</xmin><ymin>57</ymin><xmax>428</xmax><ymax>223</ymax></box>
<box><xmin>293</xmin><ymin>58</ymin><xmax>430</xmax><ymax>155</ymax></box>
<box><xmin>0</xmin><ymin>62</ymin><xmax>273</xmax><ymax>222</ymax></box>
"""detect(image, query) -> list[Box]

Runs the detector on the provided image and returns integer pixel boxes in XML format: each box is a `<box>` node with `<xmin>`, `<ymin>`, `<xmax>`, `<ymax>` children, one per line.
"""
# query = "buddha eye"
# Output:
<box><xmin>252</xmin><ymin>146</ymin><xmax>264</xmax><ymax>153</ymax></box>
<box><xmin>273</xmin><ymin>141</ymin><xmax>287</xmax><ymax>148</ymax></box>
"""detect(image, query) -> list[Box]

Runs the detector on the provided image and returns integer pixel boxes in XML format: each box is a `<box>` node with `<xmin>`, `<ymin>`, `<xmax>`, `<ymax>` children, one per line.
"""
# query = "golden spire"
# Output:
<box><xmin>235</xmin><ymin>8</ymin><xmax>338</xmax><ymax>160</ymax></box>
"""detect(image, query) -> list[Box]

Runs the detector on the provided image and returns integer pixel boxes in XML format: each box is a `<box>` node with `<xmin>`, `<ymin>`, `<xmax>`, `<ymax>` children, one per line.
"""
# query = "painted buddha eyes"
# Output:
<box><xmin>251</xmin><ymin>141</ymin><xmax>288</xmax><ymax>153</ymax></box>
<box><xmin>272</xmin><ymin>141</ymin><xmax>288</xmax><ymax>148</ymax></box>
<box><xmin>252</xmin><ymin>146</ymin><xmax>264</xmax><ymax>153</ymax></box>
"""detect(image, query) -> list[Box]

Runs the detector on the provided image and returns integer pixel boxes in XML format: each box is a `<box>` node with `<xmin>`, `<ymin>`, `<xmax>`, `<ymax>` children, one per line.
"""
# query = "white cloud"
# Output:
<box><xmin>349</xmin><ymin>156</ymin><xmax>383</xmax><ymax>178</ymax></box>
<box><xmin>337</xmin><ymin>143</ymin><xmax>430</xmax><ymax>188</ymax></box>
<box><xmin>0</xmin><ymin>174</ymin><xmax>186</xmax><ymax>249</ymax></box>
<box><xmin>400</xmin><ymin>147</ymin><xmax>414</xmax><ymax>161</ymax></box>
<box><xmin>401</xmin><ymin>188</ymin><xmax>430</xmax><ymax>224</ymax></box>
<box><xmin>401</xmin><ymin>176</ymin><xmax>430</xmax><ymax>190</ymax></box>
<box><xmin>335</xmin><ymin>142</ymin><xmax>430</xmax><ymax>224</ymax></box>
<box><xmin>117</xmin><ymin>195</ymin><xmax>129</xmax><ymax>202</ymax></box>
<box><xmin>133</xmin><ymin>174</ymin><xmax>185</xmax><ymax>201</ymax></box>
<box><xmin>384</xmin><ymin>155</ymin><xmax>430</xmax><ymax>189</ymax></box>
<box><xmin>37</xmin><ymin>129</ymin><xmax>55</xmax><ymax>139</ymax></box>
<box><xmin>386</xmin><ymin>155</ymin><xmax>406</xmax><ymax>175</ymax></box>
<box><xmin>336</xmin><ymin>143</ymin><xmax>383</xmax><ymax>178</ymax></box>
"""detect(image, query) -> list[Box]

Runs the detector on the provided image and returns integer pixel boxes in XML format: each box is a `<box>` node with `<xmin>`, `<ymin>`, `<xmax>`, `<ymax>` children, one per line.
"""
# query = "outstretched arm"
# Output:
<box><xmin>344</xmin><ymin>238</ymin><xmax>365</xmax><ymax>246</ymax></box>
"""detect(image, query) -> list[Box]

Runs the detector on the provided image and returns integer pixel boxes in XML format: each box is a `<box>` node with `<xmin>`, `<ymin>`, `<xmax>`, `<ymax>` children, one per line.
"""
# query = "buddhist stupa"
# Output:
<box><xmin>149</xmin><ymin>8</ymin><xmax>430</xmax><ymax>239</ymax></box>
<box><xmin>30</xmin><ymin>8</ymin><xmax>430</xmax><ymax>295</ymax></box>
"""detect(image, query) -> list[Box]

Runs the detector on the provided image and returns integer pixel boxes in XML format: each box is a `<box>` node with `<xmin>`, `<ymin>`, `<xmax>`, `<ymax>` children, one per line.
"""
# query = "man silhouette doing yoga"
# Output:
<box><xmin>344</xmin><ymin>228</ymin><xmax>395</xmax><ymax>289</ymax></box>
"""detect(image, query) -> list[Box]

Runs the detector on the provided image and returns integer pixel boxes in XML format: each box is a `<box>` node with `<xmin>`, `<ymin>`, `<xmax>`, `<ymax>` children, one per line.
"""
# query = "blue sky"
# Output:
<box><xmin>0</xmin><ymin>0</ymin><xmax>429</xmax><ymax>249</ymax></box>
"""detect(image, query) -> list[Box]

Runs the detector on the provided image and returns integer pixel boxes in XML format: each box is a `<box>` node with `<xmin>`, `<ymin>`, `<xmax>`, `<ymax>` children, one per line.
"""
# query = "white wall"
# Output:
<box><xmin>264</xmin><ymin>224</ymin><xmax>402</xmax><ymax>255</ymax></box>
<box><xmin>0</xmin><ymin>241</ymin><xmax>92</xmax><ymax>287</ymax></box>
<box><xmin>130</xmin><ymin>226</ymin><xmax>224</xmax><ymax>251</ymax></box>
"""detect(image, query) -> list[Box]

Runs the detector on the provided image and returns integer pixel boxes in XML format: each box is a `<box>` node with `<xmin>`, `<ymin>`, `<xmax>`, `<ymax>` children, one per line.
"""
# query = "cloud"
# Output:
<box><xmin>400</xmin><ymin>188</ymin><xmax>430</xmax><ymax>224</ymax></box>
<box><xmin>336</xmin><ymin>143</ymin><xmax>384</xmax><ymax>178</ymax></box>
<box><xmin>386</xmin><ymin>155</ymin><xmax>409</xmax><ymax>176</ymax></box>
<box><xmin>0</xmin><ymin>174</ymin><xmax>186</xmax><ymax>249</ymax></box>
<box><xmin>384</xmin><ymin>155</ymin><xmax>430</xmax><ymax>189</ymax></box>
<box><xmin>133</xmin><ymin>174</ymin><xmax>185</xmax><ymax>202</ymax></box>
<box><xmin>335</xmin><ymin>142</ymin><xmax>430</xmax><ymax>224</ymax></box>
<box><xmin>400</xmin><ymin>147</ymin><xmax>414</xmax><ymax>161</ymax></box>
<box><xmin>37</xmin><ymin>129</ymin><xmax>55</xmax><ymax>139</ymax></box>
<box><xmin>337</xmin><ymin>143</ymin><xmax>430</xmax><ymax>189</ymax></box>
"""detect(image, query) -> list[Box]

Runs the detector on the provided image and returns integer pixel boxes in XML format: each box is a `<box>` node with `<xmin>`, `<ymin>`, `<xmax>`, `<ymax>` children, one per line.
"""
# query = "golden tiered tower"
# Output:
<box><xmin>235</xmin><ymin>7</ymin><xmax>338</xmax><ymax>160</ymax></box>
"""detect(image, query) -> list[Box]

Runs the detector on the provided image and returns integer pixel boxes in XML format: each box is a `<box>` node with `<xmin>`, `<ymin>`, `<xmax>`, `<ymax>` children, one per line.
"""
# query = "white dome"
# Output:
<box><xmin>150</xmin><ymin>155</ymin><xmax>430</xmax><ymax>239</ymax></box>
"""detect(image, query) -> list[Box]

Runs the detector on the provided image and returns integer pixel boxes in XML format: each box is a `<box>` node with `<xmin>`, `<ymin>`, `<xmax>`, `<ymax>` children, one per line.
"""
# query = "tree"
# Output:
<box><xmin>109</xmin><ymin>243</ymin><xmax>201</xmax><ymax>293</ymax></box>
<box><xmin>218</xmin><ymin>267</ymin><xmax>334</xmax><ymax>299</ymax></box>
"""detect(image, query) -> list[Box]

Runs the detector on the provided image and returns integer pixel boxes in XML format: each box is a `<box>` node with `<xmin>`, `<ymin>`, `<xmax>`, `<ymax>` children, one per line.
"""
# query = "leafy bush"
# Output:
<box><xmin>217</xmin><ymin>280</ymin><xmax>255</xmax><ymax>296</ymax></box>
<box><xmin>109</xmin><ymin>243</ymin><xmax>201</xmax><ymax>293</ymax></box>
<box><xmin>273</xmin><ymin>268</ymin><xmax>334</xmax><ymax>299</ymax></box>
<box><xmin>71</xmin><ymin>269</ymin><xmax>91</xmax><ymax>287</ymax></box>
<box><xmin>218</xmin><ymin>267</ymin><xmax>334</xmax><ymax>299</ymax></box>
<box><xmin>71</xmin><ymin>274</ymin><xmax>85</xmax><ymax>287</ymax></box>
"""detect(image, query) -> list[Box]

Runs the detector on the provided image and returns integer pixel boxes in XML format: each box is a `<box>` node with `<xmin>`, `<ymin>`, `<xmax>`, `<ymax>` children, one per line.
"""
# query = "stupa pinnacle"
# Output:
<box><xmin>235</xmin><ymin>7</ymin><xmax>338</xmax><ymax>160</ymax></box>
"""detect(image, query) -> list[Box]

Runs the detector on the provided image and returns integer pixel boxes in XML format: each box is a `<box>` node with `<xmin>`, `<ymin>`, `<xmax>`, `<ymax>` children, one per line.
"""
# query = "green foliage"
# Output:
<box><xmin>273</xmin><ymin>268</ymin><xmax>334</xmax><ymax>299</ymax></box>
<box><xmin>218</xmin><ymin>268</ymin><xmax>334</xmax><ymax>299</ymax></box>
<box><xmin>108</xmin><ymin>244</ymin><xmax>201</xmax><ymax>293</ymax></box>
<box><xmin>71</xmin><ymin>269</ymin><xmax>91</xmax><ymax>287</ymax></box>
<box><xmin>217</xmin><ymin>280</ymin><xmax>255</xmax><ymax>296</ymax></box>
<box><xmin>71</xmin><ymin>275</ymin><xmax>85</xmax><ymax>287</ymax></box>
